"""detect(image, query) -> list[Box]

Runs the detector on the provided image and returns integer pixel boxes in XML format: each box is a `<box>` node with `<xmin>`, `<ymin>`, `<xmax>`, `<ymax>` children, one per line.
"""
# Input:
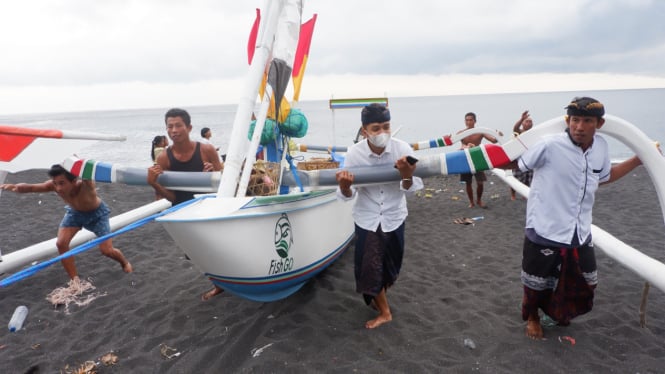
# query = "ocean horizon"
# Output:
<box><xmin>1</xmin><ymin>88</ymin><xmax>663</xmax><ymax>168</ymax></box>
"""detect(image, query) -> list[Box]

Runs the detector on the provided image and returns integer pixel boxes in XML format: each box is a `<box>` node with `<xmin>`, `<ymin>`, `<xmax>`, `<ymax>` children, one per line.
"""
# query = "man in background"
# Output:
<box><xmin>200</xmin><ymin>126</ymin><xmax>220</xmax><ymax>152</ymax></box>
<box><xmin>456</xmin><ymin>112</ymin><xmax>501</xmax><ymax>208</ymax></box>
<box><xmin>147</xmin><ymin>108</ymin><xmax>224</xmax><ymax>301</ymax></box>
<box><xmin>510</xmin><ymin>110</ymin><xmax>534</xmax><ymax>200</ymax></box>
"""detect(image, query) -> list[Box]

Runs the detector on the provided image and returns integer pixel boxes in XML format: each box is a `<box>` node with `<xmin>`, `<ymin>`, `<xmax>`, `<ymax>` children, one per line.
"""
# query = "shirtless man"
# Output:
<box><xmin>510</xmin><ymin>110</ymin><xmax>534</xmax><ymax>200</ymax></box>
<box><xmin>148</xmin><ymin>108</ymin><xmax>223</xmax><ymax>205</ymax></box>
<box><xmin>456</xmin><ymin>112</ymin><xmax>501</xmax><ymax>208</ymax></box>
<box><xmin>0</xmin><ymin>165</ymin><xmax>132</xmax><ymax>280</ymax></box>
<box><xmin>147</xmin><ymin>108</ymin><xmax>224</xmax><ymax>301</ymax></box>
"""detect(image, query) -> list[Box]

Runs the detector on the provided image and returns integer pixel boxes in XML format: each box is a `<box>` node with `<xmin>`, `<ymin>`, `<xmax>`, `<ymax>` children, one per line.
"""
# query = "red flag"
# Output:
<box><xmin>0</xmin><ymin>135</ymin><xmax>36</xmax><ymax>162</ymax></box>
<box><xmin>247</xmin><ymin>8</ymin><xmax>261</xmax><ymax>64</ymax></box>
<box><xmin>292</xmin><ymin>14</ymin><xmax>317</xmax><ymax>102</ymax></box>
<box><xmin>0</xmin><ymin>126</ymin><xmax>63</xmax><ymax>162</ymax></box>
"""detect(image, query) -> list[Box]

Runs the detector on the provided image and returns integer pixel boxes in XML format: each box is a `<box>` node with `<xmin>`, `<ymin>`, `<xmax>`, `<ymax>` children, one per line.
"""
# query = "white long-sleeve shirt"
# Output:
<box><xmin>337</xmin><ymin>138</ymin><xmax>423</xmax><ymax>232</ymax></box>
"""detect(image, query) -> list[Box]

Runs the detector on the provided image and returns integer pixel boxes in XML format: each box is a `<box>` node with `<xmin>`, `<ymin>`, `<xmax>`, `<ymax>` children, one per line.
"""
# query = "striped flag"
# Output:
<box><xmin>247</xmin><ymin>12</ymin><xmax>317</xmax><ymax>120</ymax></box>
<box><xmin>328</xmin><ymin>97</ymin><xmax>389</xmax><ymax>109</ymax></box>
<box><xmin>292</xmin><ymin>14</ymin><xmax>317</xmax><ymax>102</ymax></box>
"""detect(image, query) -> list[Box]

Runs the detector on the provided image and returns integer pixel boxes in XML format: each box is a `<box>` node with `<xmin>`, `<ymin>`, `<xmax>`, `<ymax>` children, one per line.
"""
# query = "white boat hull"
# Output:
<box><xmin>157</xmin><ymin>189</ymin><xmax>355</xmax><ymax>302</ymax></box>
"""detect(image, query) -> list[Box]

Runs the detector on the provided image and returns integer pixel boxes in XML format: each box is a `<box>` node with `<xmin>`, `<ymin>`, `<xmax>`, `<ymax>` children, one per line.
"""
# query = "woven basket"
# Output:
<box><xmin>246</xmin><ymin>161</ymin><xmax>280</xmax><ymax>196</ymax></box>
<box><xmin>297</xmin><ymin>158</ymin><xmax>340</xmax><ymax>171</ymax></box>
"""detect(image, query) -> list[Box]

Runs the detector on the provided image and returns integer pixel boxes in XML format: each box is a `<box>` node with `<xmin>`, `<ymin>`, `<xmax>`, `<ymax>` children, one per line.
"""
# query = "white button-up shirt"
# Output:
<box><xmin>337</xmin><ymin>138</ymin><xmax>424</xmax><ymax>232</ymax></box>
<box><xmin>518</xmin><ymin>132</ymin><xmax>611</xmax><ymax>245</ymax></box>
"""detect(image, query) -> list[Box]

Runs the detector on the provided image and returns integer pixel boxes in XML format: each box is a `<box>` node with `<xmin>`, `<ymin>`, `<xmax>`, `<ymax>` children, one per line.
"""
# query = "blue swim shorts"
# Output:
<box><xmin>60</xmin><ymin>201</ymin><xmax>111</xmax><ymax>237</ymax></box>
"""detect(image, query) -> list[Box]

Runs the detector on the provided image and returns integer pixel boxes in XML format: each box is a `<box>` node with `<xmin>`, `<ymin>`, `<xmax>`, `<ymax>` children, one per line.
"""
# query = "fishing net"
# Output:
<box><xmin>46</xmin><ymin>277</ymin><xmax>106</xmax><ymax>314</ymax></box>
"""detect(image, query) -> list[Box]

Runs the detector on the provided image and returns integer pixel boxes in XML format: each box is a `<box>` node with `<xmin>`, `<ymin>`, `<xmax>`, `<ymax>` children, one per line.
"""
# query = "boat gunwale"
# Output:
<box><xmin>157</xmin><ymin>189</ymin><xmax>339</xmax><ymax>223</ymax></box>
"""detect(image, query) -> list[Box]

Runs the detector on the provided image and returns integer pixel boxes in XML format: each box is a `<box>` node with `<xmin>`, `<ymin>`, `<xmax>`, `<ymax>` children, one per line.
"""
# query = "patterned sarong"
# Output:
<box><xmin>521</xmin><ymin>237</ymin><xmax>597</xmax><ymax>325</ymax></box>
<box><xmin>353</xmin><ymin>223</ymin><xmax>405</xmax><ymax>306</ymax></box>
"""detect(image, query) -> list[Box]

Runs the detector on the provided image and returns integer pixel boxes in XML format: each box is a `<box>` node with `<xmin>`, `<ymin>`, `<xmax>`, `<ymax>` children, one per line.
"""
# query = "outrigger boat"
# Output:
<box><xmin>1</xmin><ymin>0</ymin><xmax>356</xmax><ymax>304</ymax></box>
<box><xmin>3</xmin><ymin>1</ymin><xmax>664</xmax><ymax>303</ymax></box>
<box><xmin>152</xmin><ymin>0</ymin><xmax>355</xmax><ymax>302</ymax></box>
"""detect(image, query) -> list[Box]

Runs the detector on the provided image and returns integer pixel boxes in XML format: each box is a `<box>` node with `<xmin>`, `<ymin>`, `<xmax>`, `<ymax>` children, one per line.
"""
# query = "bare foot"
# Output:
<box><xmin>468</xmin><ymin>203</ymin><xmax>475</xmax><ymax>208</ymax></box>
<box><xmin>511</xmin><ymin>195</ymin><xmax>516</xmax><ymax>201</ymax></box>
<box><xmin>476</xmin><ymin>201</ymin><xmax>487</xmax><ymax>209</ymax></box>
<box><xmin>201</xmin><ymin>286</ymin><xmax>224</xmax><ymax>301</ymax></box>
<box><xmin>122</xmin><ymin>261</ymin><xmax>133</xmax><ymax>273</ymax></box>
<box><xmin>525</xmin><ymin>318</ymin><xmax>544</xmax><ymax>339</ymax></box>
<box><xmin>365</xmin><ymin>313</ymin><xmax>392</xmax><ymax>329</ymax></box>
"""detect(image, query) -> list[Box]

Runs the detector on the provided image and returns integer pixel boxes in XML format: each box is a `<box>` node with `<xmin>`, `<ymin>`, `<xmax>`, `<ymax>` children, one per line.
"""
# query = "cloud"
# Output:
<box><xmin>1</xmin><ymin>0</ymin><xmax>664</xmax><ymax>114</ymax></box>
<box><xmin>308</xmin><ymin>0</ymin><xmax>665</xmax><ymax>76</ymax></box>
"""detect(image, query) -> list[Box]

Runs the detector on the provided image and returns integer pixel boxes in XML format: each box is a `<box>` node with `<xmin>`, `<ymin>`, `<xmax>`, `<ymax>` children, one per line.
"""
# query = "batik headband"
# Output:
<box><xmin>565</xmin><ymin>96</ymin><xmax>605</xmax><ymax>118</ymax></box>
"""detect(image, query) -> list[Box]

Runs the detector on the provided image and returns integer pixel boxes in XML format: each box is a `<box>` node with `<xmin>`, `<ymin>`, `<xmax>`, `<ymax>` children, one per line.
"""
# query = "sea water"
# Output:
<box><xmin>1</xmin><ymin>88</ymin><xmax>663</xmax><ymax>168</ymax></box>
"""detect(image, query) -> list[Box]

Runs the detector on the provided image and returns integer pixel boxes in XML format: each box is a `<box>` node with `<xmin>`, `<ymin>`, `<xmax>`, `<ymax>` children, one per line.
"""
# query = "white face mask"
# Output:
<box><xmin>368</xmin><ymin>132</ymin><xmax>391</xmax><ymax>148</ymax></box>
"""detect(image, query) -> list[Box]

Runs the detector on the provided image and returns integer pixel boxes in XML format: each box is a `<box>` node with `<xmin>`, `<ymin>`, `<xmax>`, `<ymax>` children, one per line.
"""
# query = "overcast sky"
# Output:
<box><xmin>1</xmin><ymin>0</ymin><xmax>665</xmax><ymax>115</ymax></box>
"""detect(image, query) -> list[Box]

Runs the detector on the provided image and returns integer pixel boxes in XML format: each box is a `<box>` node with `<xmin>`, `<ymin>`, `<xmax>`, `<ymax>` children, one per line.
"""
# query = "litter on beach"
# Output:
<box><xmin>453</xmin><ymin>216</ymin><xmax>484</xmax><ymax>225</ymax></box>
<box><xmin>160</xmin><ymin>343</ymin><xmax>181</xmax><ymax>359</ymax></box>
<box><xmin>559</xmin><ymin>336</ymin><xmax>576</xmax><ymax>345</ymax></box>
<box><xmin>252</xmin><ymin>343</ymin><xmax>274</xmax><ymax>358</ymax></box>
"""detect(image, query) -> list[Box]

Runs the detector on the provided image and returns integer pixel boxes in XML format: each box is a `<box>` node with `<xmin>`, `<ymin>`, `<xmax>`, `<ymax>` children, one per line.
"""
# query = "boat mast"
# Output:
<box><xmin>217</xmin><ymin>0</ymin><xmax>285</xmax><ymax>197</ymax></box>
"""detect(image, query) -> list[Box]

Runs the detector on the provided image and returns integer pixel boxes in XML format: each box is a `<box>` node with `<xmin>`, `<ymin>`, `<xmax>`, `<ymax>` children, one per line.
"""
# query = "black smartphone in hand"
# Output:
<box><xmin>406</xmin><ymin>156</ymin><xmax>418</xmax><ymax>165</ymax></box>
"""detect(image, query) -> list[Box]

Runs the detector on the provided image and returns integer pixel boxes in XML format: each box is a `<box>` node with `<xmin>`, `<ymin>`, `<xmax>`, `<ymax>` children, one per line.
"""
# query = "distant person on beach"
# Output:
<box><xmin>336</xmin><ymin>103</ymin><xmax>423</xmax><ymax>329</ymax></box>
<box><xmin>510</xmin><ymin>110</ymin><xmax>534</xmax><ymax>200</ymax></box>
<box><xmin>151</xmin><ymin>135</ymin><xmax>168</xmax><ymax>164</ymax></box>
<box><xmin>456</xmin><ymin>112</ymin><xmax>501</xmax><ymax>208</ymax></box>
<box><xmin>150</xmin><ymin>135</ymin><xmax>169</xmax><ymax>200</ymax></box>
<box><xmin>0</xmin><ymin>164</ymin><xmax>133</xmax><ymax>281</ymax></box>
<box><xmin>505</xmin><ymin>97</ymin><xmax>642</xmax><ymax>339</ymax></box>
<box><xmin>147</xmin><ymin>108</ymin><xmax>224</xmax><ymax>301</ymax></box>
<box><xmin>200</xmin><ymin>126</ymin><xmax>220</xmax><ymax>151</ymax></box>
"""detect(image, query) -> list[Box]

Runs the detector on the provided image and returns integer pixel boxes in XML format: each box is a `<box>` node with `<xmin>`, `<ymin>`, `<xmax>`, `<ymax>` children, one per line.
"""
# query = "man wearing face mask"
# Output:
<box><xmin>336</xmin><ymin>103</ymin><xmax>423</xmax><ymax>329</ymax></box>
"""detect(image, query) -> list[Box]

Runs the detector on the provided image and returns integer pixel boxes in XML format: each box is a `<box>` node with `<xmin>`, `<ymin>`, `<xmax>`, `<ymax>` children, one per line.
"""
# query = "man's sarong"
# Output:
<box><xmin>353</xmin><ymin>223</ymin><xmax>405</xmax><ymax>306</ymax></box>
<box><xmin>521</xmin><ymin>237</ymin><xmax>597</xmax><ymax>325</ymax></box>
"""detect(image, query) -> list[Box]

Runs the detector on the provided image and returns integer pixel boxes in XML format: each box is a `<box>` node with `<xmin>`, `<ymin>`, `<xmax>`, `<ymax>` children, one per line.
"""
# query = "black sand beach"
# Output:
<box><xmin>1</xmin><ymin>167</ymin><xmax>664</xmax><ymax>373</ymax></box>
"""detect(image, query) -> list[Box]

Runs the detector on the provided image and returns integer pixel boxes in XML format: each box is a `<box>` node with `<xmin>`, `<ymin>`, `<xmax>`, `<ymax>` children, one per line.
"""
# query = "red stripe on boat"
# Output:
<box><xmin>484</xmin><ymin>144</ymin><xmax>511</xmax><ymax>167</ymax></box>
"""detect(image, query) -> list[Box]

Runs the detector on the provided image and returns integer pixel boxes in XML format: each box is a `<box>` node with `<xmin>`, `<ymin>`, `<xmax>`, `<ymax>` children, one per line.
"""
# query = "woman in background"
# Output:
<box><xmin>151</xmin><ymin>135</ymin><xmax>168</xmax><ymax>164</ymax></box>
<box><xmin>150</xmin><ymin>135</ymin><xmax>169</xmax><ymax>200</ymax></box>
